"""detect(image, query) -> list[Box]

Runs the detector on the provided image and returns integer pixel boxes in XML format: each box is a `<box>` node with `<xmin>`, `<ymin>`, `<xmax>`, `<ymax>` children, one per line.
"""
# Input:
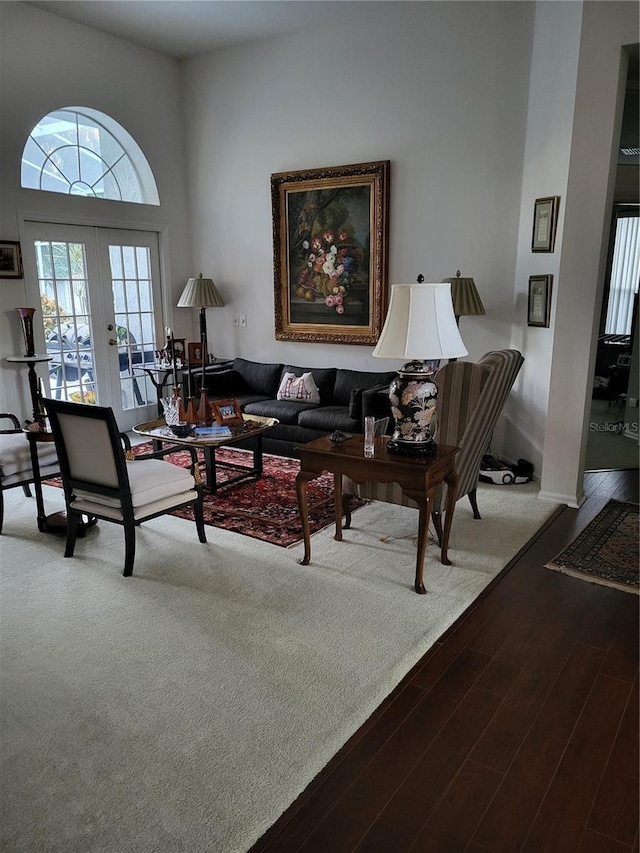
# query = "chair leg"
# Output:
<box><xmin>0</xmin><ymin>490</ymin><xmax>4</xmax><ymax>535</ymax></box>
<box><xmin>468</xmin><ymin>488</ymin><xmax>482</xmax><ymax>519</ymax></box>
<box><xmin>123</xmin><ymin>523</ymin><xmax>136</xmax><ymax>577</ymax></box>
<box><xmin>194</xmin><ymin>496</ymin><xmax>207</xmax><ymax>544</ymax></box>
<box><xmin>22</xmin><ymin>484</ymin><xmax>33</xmax><ymax>498</ymax></box>
<box><xmin>64</xmin><ymin>511</ymin><xmax>80</xmax><ymax>557</ymax></box>
<box><xmin>431</xmin><ymin>509</ymin><xmax>443</xmax><ymax>546</ymax></box>
<box><xmin>343</xmin><ymin>495</ymin><xmax>352</xmax><ymax>529</ymax></box>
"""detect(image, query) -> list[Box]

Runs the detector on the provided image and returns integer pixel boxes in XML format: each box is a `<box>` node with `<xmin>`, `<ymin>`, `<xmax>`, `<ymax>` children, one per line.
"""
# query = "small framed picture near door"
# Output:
<box><xmin>0</xmin><ymin>241</ymin><xmax>23</xmax><ymax>278</ymax></box>
<box><xmin>531</xmin><ymin>196</ymin><xmax>560</xmax><ymax>252</ymax></box>
<box><xmin>187</xmin><ymin>342</ymin><xmax>203</xmax><ymax>366</ymax></box>
<box><xmin>527</xmin><ymin>275</ymin><xmax>553</xmax><ymax>327</ymax></box>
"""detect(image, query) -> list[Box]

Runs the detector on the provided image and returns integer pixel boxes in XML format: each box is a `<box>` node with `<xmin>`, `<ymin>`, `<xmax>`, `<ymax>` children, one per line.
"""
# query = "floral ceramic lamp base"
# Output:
<box><xmin>387</xmin><ymin>360</ymin><xmax>439</xmax><ymax>456</ymax></box>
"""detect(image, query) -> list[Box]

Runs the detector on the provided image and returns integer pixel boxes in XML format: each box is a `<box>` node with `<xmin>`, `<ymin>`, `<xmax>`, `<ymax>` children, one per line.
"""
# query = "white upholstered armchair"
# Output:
<box><xmin>0</xmin><ymin>413</ymin><xmax>59</xmax><ymax>534</ymax></box>
<box><xmin>44</xmin><ymin>398</ymin><xmax>207</xmax><ymax>576</ymax></box>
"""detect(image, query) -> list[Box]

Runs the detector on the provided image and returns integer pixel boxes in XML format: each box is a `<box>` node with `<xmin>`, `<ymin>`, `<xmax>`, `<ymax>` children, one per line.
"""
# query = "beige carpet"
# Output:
<box><xmin>0</xmin><ymin>480</ymin><xmax>557</xmax><ymax>853</ymax></box>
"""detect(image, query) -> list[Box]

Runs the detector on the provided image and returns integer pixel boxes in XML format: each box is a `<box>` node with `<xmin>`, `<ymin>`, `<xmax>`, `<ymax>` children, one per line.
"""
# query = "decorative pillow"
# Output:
<box><xmin>276</xmin><ymin>372</ymin><xmax>321</xmax><ymax>405</ymax></box>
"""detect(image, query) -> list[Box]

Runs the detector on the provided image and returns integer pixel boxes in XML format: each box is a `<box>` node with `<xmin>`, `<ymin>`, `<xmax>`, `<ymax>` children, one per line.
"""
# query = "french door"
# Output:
<box><xmin>22</xmin><ymin>222</ymin><xmax>164</xmax><ymax>431</ymax></box>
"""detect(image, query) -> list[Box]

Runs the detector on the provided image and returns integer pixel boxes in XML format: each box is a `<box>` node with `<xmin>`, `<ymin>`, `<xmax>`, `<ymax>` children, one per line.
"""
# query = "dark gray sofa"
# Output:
<box><xmin>195</xmin><ymin>357</ymin><xmax>395</xmax><ymax>457</ymax></box>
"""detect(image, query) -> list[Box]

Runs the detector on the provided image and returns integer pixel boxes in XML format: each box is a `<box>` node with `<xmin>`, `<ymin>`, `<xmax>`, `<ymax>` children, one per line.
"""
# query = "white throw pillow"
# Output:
<box><xmin>276</xmin><ymin>372</ymin><xmax>321</xmax><ymax>405</ymax></box>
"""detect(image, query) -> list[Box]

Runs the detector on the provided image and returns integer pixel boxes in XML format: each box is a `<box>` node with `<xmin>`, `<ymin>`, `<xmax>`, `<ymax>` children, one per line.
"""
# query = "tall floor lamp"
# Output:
<box><xmin>443</xmin><ymin>270</ymin><xmax>485</xmax><ymax>362</ymax></box>
<box><xmin>177</xmin><ymin>273</ymin><xmax>225</xmax><ymax>423</ymax></box>
<box><xmin>445</xmin><ymin>270</ymin><xmax>486</xmax><ymax>326</ymax></box>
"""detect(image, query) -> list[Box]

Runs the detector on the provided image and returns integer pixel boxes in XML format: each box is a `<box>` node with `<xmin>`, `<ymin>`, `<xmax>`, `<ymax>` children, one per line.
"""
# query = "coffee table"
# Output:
<box><xmin>295</xmin><ymin>434</ymin><xmax>459</xmax><ymax>594</ymax></box>
<box><xmin>132</xmin><ymin>414</ymin><xmax>278</xmax><ymax>492</ymax></box>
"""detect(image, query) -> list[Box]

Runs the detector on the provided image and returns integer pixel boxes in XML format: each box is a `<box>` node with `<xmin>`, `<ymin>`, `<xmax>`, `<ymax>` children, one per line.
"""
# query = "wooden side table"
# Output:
<box><xmin>295</xmin><ymin>434</ymin><xmax>459</xmax><ymax>595</ymax></box>
<box><xmin>134</xmin><ymin>366</ymin><xmax>182</xmax><ymax>416</ymax></box>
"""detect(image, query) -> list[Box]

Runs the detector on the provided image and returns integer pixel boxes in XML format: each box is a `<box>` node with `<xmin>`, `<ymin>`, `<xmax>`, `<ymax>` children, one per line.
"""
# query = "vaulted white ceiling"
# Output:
<box><xmin>25</xmin><ymin>0</ymin><xmax>367</xmax><ymax>59</ymax></box>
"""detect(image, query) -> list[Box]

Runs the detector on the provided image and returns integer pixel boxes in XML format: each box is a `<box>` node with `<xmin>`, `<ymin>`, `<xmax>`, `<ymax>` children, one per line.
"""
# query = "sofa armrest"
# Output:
<box><xmin>200</xmin><ymin>369</ymin><xmax>244</xmax><ymax>398</ymax></box>
<box><xmin>0</xmin><ymin>412</ymin><xmax>22</xmax><ymax>433</ymax></box>
<box><xmin>361</xmin><ymin>385</ymin><xmax>393</xmax><ymax>427</ymax></box>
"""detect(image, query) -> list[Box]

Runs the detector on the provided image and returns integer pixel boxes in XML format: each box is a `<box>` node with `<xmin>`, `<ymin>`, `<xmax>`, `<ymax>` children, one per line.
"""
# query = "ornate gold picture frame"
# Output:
<box><xmin>271</xmin><ymin>160</ymin><xmax>390</xmax><ymax>345</ymax></box>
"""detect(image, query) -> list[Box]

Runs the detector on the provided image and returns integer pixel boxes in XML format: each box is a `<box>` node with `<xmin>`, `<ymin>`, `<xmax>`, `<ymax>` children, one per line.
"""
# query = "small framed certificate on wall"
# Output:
<box><xmin>531</xmin><ymin>196</ymin><xmax>560</xmax><ymax>252</ymax></box>
<box><xmin>527</xmin><ymin>275</ymin><xmax>553</xmax><ymax>327</ymax></box>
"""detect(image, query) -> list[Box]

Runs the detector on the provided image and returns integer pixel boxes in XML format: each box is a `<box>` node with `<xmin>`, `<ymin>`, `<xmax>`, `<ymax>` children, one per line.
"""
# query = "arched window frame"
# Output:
<box><xmin>21</xmin><ymin>106</ymin><xmax>160</xmax><ymax>206</ymax></box>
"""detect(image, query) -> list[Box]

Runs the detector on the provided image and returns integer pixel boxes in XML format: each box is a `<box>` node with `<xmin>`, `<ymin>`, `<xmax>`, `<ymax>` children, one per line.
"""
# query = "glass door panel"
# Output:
<box><xmin>33</xmin><ymin>237</ymin><xmax>98</xmax><ymax>405</ymax></box>
<box><xmin>23</xmin><ymin>222</ymin><xmax>164</xmax><ymax>430</ymax></box>
<box><xmin>98</xmin><ymin>229</ymin><xmax>163</xmax><ymax>430</ymax></box>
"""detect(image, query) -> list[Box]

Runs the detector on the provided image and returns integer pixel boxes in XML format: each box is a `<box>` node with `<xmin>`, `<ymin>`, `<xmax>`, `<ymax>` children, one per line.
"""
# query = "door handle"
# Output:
<box><xmin>108</xmin><ymin>338</ymin><xmax>118</xmax><ymax>346</ymax></box>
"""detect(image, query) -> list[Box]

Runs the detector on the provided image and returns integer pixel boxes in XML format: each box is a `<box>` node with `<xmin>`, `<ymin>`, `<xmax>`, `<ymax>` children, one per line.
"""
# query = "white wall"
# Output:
<box><xmin>538</xmin><ymin>0</ymin><xmax>638</xmax><ymax>505</ymax></box>
<box><xmin>181</xmin><ymin>1</ymin><xmax>535</xmax><ymax>377</ymax></box>
<box><xmin>501</xmin><ymin>0</ymin><xmax>583</xmax><ymax>476</ymax></box>
<box><xmin>0</xmin><ymin>2</ymin><xmax>193</xmax><ymax>416</ymax></box>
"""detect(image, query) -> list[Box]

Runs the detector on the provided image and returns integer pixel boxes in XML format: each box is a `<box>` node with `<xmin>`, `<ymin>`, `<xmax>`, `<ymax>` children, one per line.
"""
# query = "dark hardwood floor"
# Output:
<box><xmin>252</xmin><ymin>469</ymin><xmax>639</xmax><ymax>853</ymax></box>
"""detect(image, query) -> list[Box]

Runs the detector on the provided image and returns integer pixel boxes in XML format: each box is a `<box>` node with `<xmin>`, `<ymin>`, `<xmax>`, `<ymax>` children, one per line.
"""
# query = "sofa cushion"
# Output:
<box><xmin>234</xmin><ymin>394</ymin><xmax>274</xmax><ymax>410</ymax></box>
<box><xmin>74</xmin><ymin>458</ymin><xmax>194</xmax><ymax>509</ymax></box>
<box><xmin>281</xmin><ymin>365</ymin><xmax>336</xmax><ymax>406</ymax></box>
<box><xmin>233</xmin><ymin>358</ymin><xmax>283</xmax><ymax>396</ymax></box>
<box><xmin>333</xmin><ymin>368</ymin><xmax>397</xmax><ymax>406</ymax></box>
<box><xmin>244</xmin><ymin>399</ymin><xmax>318</xmax><ymax>425</ymax></box>
<box><xmin>298</xmin><ymin>406</ymin><xmax>359</xmax><ymax>433</ymax></box>
<box><xmin>0</xmin><ymin>432</ymin><xmax>58</xmax><ymax>477</ymax></box>
<box><xmin>276</xmin><ymin>371</ymin><xmax>321</xmax><ymax>405</ymax></box>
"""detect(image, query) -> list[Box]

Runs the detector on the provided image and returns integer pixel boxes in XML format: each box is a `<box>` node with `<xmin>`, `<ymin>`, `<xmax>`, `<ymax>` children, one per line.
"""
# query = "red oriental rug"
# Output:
<box><xmin>128</xmin><ymin>443</ymin><xmax>367</xmax><ymax>548</ymax></box>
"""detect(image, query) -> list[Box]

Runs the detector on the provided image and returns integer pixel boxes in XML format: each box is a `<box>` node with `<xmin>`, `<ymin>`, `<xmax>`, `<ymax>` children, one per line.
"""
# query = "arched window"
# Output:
<box><xmin>21</xmin><ymin>107</ymin><xmax>159</xmax><ymax>205</ymax></box>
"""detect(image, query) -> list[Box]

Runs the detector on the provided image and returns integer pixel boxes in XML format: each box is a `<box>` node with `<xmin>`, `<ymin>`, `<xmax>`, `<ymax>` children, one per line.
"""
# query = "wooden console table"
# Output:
<box><xmin>295</xmin><ymin>434</ymin><xmax>459</xmax><ymax>595</ymax></box>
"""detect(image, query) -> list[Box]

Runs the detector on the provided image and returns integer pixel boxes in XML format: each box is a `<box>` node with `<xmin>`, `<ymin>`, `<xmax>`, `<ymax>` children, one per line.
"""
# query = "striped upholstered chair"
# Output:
<box><xmin>343</xmin><ymin>349</ymin><xmax>524</xmax><ymax>544</ymax></box>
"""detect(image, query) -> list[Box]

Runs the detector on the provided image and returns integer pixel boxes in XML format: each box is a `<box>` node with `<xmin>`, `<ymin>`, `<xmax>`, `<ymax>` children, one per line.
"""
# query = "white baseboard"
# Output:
<box><xmin>538</xmin><ymin>489</ymin><xmax>587</xmax><ymax>509</ymax></box>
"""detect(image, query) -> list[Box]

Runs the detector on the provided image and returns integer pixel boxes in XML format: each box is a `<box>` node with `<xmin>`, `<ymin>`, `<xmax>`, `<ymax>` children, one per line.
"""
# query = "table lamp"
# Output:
<box><xmin>372</xmin><ymin>281</ymin><xmax>467</xmax><ymax>454</ymax></box>
<box><xmin>177</xmin><ymin>273</ymin><xmax>225</xmax><ymax>423</ymax></box>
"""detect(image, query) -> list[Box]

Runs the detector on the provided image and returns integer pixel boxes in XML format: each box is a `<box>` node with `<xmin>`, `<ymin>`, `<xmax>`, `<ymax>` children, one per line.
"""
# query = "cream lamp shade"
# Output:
<box><xmin>372</xmin><ymin>282</ymin><xmax>468</xmax><ymax>361</ymax></box>
<box><xmin>372</xmin><ymin>281</ymin><xmax>467</xmax><ymax>454</ymax></box>
<box><xmin>177</xmin><ymin>273</ymin><xmax>225</xmax><ymax>310</ymax></box>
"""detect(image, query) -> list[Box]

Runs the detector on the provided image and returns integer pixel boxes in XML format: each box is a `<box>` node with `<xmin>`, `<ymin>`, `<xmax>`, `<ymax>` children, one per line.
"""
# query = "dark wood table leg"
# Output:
<box><xmin>27</xmin><ymin>434</ymin><xmax>48</xmax><ymax>533</ymax></box>
<box><xmin>333</xmin><ymin>473</ymin><xmax>343</xmax><ymax>541</ymax></box>
<box><xmin>203</xmin><ymin>445</ymin><xmax>217</xmax><ymax>491</ymax></box>
<box><xmin>26</xmin><ymin>362</ymin><xmax>44</xmax><ymax>424</ymax></box>
<box><xmin>440</xmin><ymin>468</ymin><xmax>459</xmax><ymax>566</ymax></box>
<box><xmin>295</xmin><ymin>470</ymin><xmax>316</xmax><ymax>566</ymax></box>
<box><xmin>343</xmin><ymin>494</ymin><xmax>352</xmax><ymax>529</ymax></box>
<box><xmin>253</xmin><ymin>435</ymin><xmax>264</xmax><ymax>477</ymax></box>
<box><xmin>413</xmin><ymin>492</ymin><xmax>433</xmax><ymax>595</ymax></box>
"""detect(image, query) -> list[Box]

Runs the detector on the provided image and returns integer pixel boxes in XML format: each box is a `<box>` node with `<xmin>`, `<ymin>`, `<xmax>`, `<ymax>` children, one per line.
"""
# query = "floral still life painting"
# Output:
<box><xmin>272</xmin><ymin>161</ymin><xmax>389</xmax><ymax>345</ymax></box>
